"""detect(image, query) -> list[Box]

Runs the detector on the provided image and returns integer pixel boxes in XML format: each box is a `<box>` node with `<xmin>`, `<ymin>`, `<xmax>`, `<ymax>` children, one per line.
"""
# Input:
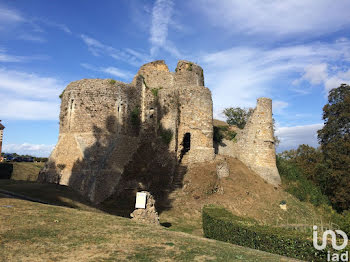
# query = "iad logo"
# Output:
<box><xmin>313</xmin><ymin>225</ymin><xmax>348</xmax><ymax>261</ymax></box>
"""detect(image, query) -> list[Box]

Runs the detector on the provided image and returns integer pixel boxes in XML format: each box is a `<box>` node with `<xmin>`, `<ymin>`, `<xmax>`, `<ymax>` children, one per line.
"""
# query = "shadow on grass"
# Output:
<box><xmin>13</xmin><ymin>79</ymin><xmax>188</xmax><ymax>219</ymax></box>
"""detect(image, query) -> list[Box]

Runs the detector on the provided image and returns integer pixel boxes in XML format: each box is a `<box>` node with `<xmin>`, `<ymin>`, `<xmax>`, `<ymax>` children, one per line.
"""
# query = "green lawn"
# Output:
<box><xmin>0</xmin><ymin>196</ymin><xmax>300</xmax><ymax>261</ymax></box>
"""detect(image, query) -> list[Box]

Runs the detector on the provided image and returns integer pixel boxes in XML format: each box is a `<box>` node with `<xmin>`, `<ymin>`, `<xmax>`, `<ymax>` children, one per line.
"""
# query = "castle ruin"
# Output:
<box><xmin>39</xmin><ymin>60</ymin><xmax>281</xmax><ymax>204</ymax></box>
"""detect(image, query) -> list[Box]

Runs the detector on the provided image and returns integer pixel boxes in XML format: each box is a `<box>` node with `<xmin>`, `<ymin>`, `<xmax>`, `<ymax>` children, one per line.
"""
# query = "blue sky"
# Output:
<box><xmin>1</xmin><ymin>0</ymin><xmax>350</xmax><ymax>156</ymax></box>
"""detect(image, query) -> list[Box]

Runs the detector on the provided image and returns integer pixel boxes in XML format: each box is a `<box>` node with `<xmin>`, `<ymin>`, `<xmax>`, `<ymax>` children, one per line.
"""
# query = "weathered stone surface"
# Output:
<box><xmin>38</xmin><ymin>60</ymin><xmax>215</xmax><ymax>204</ymax></box>
<box><xmin>130</xmin><ymin>191</ymin><xmax>160</xmax><ymax>225</ymax></box>
<box><xmin>39</xmin><ymin>59</ymin><xmax>281</xmax><ymax>205</ymax></box>
<box><xmin>216</xmin><ymin>160</ymin><xmax>230</xmax><ymax>179</ymax></box>
<box><xmin>217</xmin><ymin>98</ymin><xmax>281</xmax><ymax>186</ymax></box>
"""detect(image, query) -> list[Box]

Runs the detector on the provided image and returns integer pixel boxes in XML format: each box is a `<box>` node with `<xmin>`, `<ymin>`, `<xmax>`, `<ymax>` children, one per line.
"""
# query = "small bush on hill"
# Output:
<box><xmin>213</xmin><ymin>126</ymin><xmax>237</xmax><ymax>144</ymax></box>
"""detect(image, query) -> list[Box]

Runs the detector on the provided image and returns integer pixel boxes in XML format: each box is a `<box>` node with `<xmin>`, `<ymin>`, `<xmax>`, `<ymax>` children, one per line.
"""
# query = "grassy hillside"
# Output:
<box><xmin>0</xmin><ymin>162</ymin><xmax>44</xmax><ymax>181</ymax></box>
<box><xmin>0</xmin><ymin>197</ymin><xmax>299</xmax><ymax>261</ymax></box>
<box><xmin>0</xmin><ymin>156</ymin><xmax>329</xmax><ymax>236</ymax></box>
<box><xmin>159</xmin><ymin>156</ymin><xmax>324</xmax><ymax>236</ymax></box>
<box><xmin>0</xmin><ymin>156</ymin><xmax>334</xmax><ymax>260</ymax></box>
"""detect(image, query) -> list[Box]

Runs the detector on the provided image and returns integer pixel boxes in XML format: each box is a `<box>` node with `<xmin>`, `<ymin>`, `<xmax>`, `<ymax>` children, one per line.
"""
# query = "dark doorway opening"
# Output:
<box><xmin>179</xmin><ymin>133</ymin><xmax>191</xmax><ymax>162</ymax></box>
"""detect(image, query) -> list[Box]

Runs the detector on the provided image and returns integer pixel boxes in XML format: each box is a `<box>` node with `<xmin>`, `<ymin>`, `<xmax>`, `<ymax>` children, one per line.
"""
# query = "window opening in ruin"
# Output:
<box><xmin>179</xmin><ymin>133</ymin><xmax>191</xmax><ymax>162</ymax></box>
<box><xmin>117</xmin><ymin>103</ymin><xmax>124</xmax><ymax>133</ymax></box>
<box><xmin>149</xmin><ymin>108</ymin><xmax>154</xmax><ymax>119</ymax></box>
<box><xmin>68</xmin><ymin>99</ymin><xmax>75</xmax><ymax>130</ymax></box>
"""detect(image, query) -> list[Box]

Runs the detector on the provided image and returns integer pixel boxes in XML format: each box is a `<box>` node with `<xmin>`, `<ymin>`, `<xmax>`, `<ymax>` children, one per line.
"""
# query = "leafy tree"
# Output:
<box><xmin>223</xmin><ymin>107</ymin><xmax>253</xmax><ymax>129</ymax></box>
<box><xmin>223</xmin><ymin>107</ymin><xmax>279</xmax><ymax>145</ymax></box>
<box><xmin>317</xmin><ymin>83</ymin><xmax>350</xmax><ymax>211</ymax></box>
<box><xmin>279</xmin><ymin>145</ymin><xmax>322</xmax><ymax>181</ymax></box>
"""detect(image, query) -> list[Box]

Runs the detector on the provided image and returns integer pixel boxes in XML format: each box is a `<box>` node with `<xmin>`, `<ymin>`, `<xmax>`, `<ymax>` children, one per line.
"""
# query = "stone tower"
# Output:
<box><xmin>39</xmin><ymin>60</ymin><xmax>215</xmax><ymax>203</ymax></box>
<box><xmin>217</xmin><ymin>98</ymin><xmax>281</xmax><ymax>186</ymax></box>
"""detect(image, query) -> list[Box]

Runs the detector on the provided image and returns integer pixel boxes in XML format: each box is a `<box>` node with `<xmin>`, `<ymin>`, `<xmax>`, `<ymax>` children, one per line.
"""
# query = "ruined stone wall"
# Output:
<box><xmin>40</xmin><ymin>59</ymin><xmax>279</xmax><ymax>204</ymax></box>
<box><xmin>174</xmin><ymin>61</ymin><xmax>214</xmax><ymax>163</ymax></box>
<box><xmin>132</xmin><ymin>60</ymin><xmax>214</xmax><ymax>162</ymax></box>
<box><xmin>177</xmin><ymin>85</ymin><xmax>214</xmax><ymax>163</ymax></box>
<box><xmin>217</xmin><ymin>98</ymin><xmax>281</xmax><ymax>186</ymax></box>
<box><xmin>39</xmin><ymin>79</ymin><xmax>142</xmax><ymax>203</ymax></box>
<box><xmin>40</xmin><ymin>60</ymin><xmax>215</xmax><ymax>203</ymax></box>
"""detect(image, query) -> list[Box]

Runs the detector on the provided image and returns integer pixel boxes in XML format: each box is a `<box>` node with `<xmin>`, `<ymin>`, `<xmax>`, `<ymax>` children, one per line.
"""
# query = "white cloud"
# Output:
<box><xmin>0</xmin><ymin>6</ymin><xmax>24</xmax><ymax>25</ymax></box>
<box><xmin>299</xmin><ymin>64</ymin><xmax>328</xmax><ymax>85</ymax></box>
<box><xmin>0</xmin><ymin>5</ymin><xmax>71</xmax><ymax>40</ymax></box>
<box><xmin>18</xmin><ymin>33</ymin><xmax>46</xmax><ymax>43</ymax></box>
<box><xmin>150</xmin><ymin>0</ymin><xmax>173</xmax><ymax>53</ymax></box>
<box><xmin>0</xmin><ymin>68</ymin><xmax>64</xmax><ymax>120</ymax></box>
<box><xmin>149</xmin><ymin>0</ymin><xmax>181</xmax><ymax>57</ymax></box>
<box><xmin>0</xmin><ymin>98</ymin><xmax>60</xmax><ymax>120</ymax></box>
<box><xmin>0</xmin><ymin>50</ymin><xmax>25</xmax><ymax>62</ymax></box>
<box><xmin>199</xmin><ymin>39</ymin><xmax>350</xmax><ymax>117</ymax></box>
<box><xmin>295</xmin><ymin>64</ymin><xmax>350</xmax><ymax>92</ymax></box>
<box><xmin>0</xmin><ymin>68</ymin><xmax>63</xmax><ymax>99</ymax></box>
<box><xmin>81</xmin><ymin>63</ymin><xmax>132</xmax><ymax>80</ymax></box>
<box><xmin>80</xmin><ymin>34</ymin><xmax>150</xmax><ymax>66</ymax></box>
<box><xmin>3</xmin><ymin>143</ymin><xmax>54</xmax><ymax>157</ymax></box>
<box><xmin>39</xmin><ymin>20</ymin><xmax>71</xmax><ymax>34</ymax></box>
<box><xmin>323</xmin><ymin>69</ymin><xmax>350</xmax><ymax>92</ymax></box>
<box><xmin>273</xmin><ymin>101</ymin><xmax>289</xmax><ymax>115</ymax></box>
<box><xmin>276</xmin><ymin>123</ymin><xmax>323</xmax><ymax>152</ymax></box>
<box><xmin>0</xmin><ymin>48</ymin><xmax>49</xmax><ymax>63</ymax></box>
<box><xmin>198</xmin><ymin>0</ymin><xmax>350</xmax><ymax>38</ymax></box>
<box><xmin>102</xmin><ymin>67</ymin><xmax>132</xmax><ymax>79</ymax></box>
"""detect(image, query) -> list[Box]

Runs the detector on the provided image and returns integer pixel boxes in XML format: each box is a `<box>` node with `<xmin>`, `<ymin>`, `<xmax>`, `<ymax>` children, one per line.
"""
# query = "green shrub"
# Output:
<box><xmin>226</xmin><ymin>130</ymin><xmax>237</xmax><ymax>141</ymax></box>
<box><xmin>277</xmin><ymin>156</ymin><xmax>329</xmax><ymax>207</ymax></box>
<box><xmin>131</xmin><ymin>107</ymin><xmax>140</xmax><ymax>127</ymax></box>
<box><xmin>202</xmin><ymin>205</ymin><xmax>329</xmax><ymax>261</ymax></box>
<box><xmin>151</xmin><ymin>87</ymin><xmax>162</xmax><ymax>97</ymax></box>
<box><xmin>159</xmin><ymin>127</ymin><xmax>173</xmax><ymax>145</ymax></box>
<box><xmin>109</xmin><ymin>79</ymin><xmax>116</xmax><ymax>85</ymax></box>
<box><xmin>213</xmin><ymin>126</ymin><xmax>237</xmax><ymax>144</ymax></box>
<box><xmin>59</xmin><ymin>90</ymin><xmax>65</xmax><ymax>99</ymax></box>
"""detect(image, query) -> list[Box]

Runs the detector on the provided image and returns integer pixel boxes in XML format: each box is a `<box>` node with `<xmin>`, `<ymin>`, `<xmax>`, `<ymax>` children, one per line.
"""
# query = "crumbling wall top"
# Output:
<box><xmin>64</xmin><ymin>79</ymin><xmax>129</xmax><ymax>93</ymax></box>
<box><xmin>175</xmin><ymin>60</ymin><xmax>204</xmax><ymax>86</ymax></box>
<box><xmin>137</xmin><ymin>60</ymin><xmax>169</xmax><ymax>73</ymax></box>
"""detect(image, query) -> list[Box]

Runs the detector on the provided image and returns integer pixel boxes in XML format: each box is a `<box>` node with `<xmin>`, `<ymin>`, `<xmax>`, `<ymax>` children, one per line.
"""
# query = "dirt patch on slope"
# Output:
<box><xmin>160</xmin><ymin>156</ymin><xmax>319</xmax><ymax>234</ymax></box>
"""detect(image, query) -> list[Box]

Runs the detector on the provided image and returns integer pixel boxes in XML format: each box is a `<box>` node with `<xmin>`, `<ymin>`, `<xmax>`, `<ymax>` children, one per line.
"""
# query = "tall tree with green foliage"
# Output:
<box><xmin>223</xmin><ymin>107</ymin><xmax>253</xmax><ymax>129</ymax></box>
<box><xmin>317</xmin><ymin>83</ymin><xmax>350</xmax><ymax>211</ymax></box>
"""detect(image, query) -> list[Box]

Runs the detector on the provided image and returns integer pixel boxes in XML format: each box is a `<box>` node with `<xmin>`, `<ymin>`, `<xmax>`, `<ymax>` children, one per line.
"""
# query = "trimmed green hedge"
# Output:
<box><xmin>202</xmin><ymin>205</ymin><xmax>329</xmax><ymax>261</ymax></box>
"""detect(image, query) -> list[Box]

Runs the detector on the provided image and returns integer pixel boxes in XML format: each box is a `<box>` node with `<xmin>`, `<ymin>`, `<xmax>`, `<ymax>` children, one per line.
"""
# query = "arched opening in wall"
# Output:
<box><xmin>179</xmin><ymin>133</ymin><xmax>191</xmax><ymax>162</ymax></box>
<box><xmin>149</xmin><ymin>108</ymin><xmax>154</xmax><ymax>119</ymax></box>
